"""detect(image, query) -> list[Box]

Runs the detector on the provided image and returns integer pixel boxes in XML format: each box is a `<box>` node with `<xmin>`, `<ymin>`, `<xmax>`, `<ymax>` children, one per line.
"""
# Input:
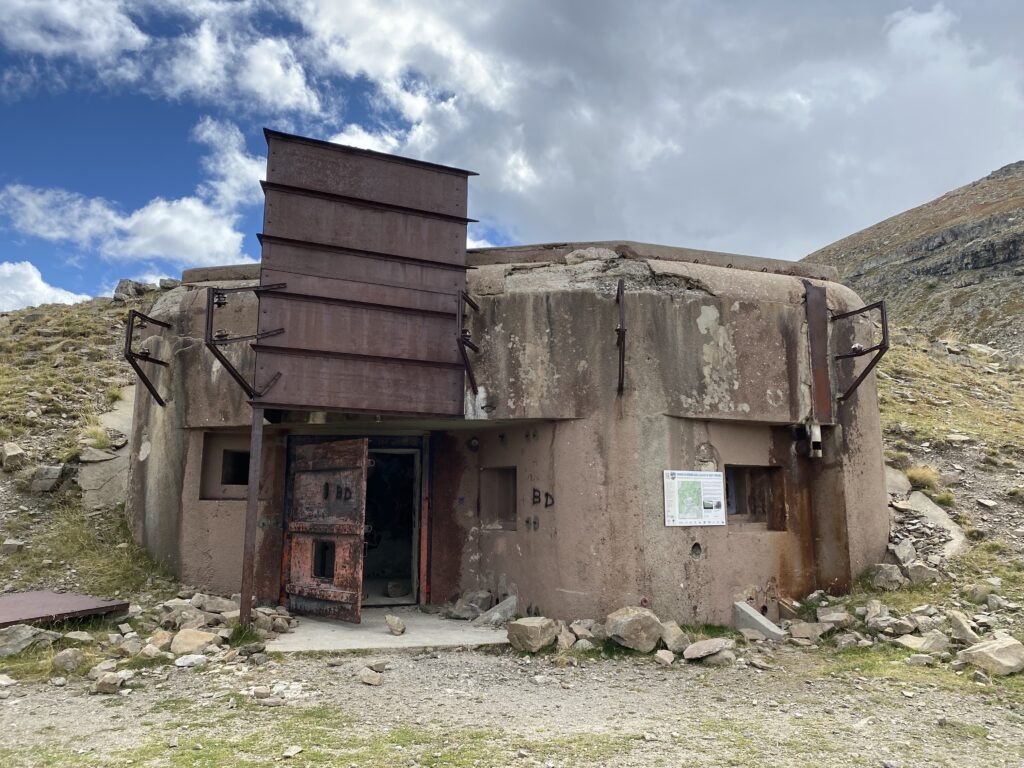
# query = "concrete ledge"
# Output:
<box><xmin>181</xmin><ymin>264</ymin><xmax>261</xmax><ymax>283</ymax></box>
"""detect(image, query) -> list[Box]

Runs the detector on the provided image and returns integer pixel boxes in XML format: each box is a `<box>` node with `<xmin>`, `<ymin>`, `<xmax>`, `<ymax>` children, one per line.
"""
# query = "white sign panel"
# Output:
<box><xmin>663</xmin><ymin>470</ymin><xmax>726</xmax><ymax>526</ymax></box>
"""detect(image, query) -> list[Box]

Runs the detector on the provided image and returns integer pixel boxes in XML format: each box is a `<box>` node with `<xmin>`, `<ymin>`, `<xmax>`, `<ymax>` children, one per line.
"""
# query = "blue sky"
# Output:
<box><xmin>1</xmin><ymin>1</ymin><xmax>1022</xmax><ymax>310</ymax></box>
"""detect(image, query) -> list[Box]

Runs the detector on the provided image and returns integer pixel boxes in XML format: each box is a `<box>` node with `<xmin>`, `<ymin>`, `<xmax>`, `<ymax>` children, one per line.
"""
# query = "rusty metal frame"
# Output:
<box><xmin>831</xmin><ymin>300</ymin><xmax>889</xmax><ymax>402</ymax></box>
<box><xmin>615</xmin><ymin>279</ymin><xmax>626</xmax><ymax>394</ymax></box>
<box><xmin>457</xmin><ymin>290</ymin><xmax>481</xmax><ymax>394</ymax></box>
<box><xmin>124</xmin><ymin>310</ymin><xmax>172</xmax><ymax>407</ymax></box>
<box><xmin>203</xmin><ymin>284</ymin><xmax>287</xmax><ymax>399</ymax></box>
<box><xmin>803</xmin><ymin>281</ymin><xmax>834</xmax><ymax>424</ymax></box>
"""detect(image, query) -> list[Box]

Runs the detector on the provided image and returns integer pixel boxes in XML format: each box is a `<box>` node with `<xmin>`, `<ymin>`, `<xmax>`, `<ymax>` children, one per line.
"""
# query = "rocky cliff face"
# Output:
<box><xmin>804</xmin><ymin>162</ymin><xmax>1024</xmax><ymax>358</ymax></box>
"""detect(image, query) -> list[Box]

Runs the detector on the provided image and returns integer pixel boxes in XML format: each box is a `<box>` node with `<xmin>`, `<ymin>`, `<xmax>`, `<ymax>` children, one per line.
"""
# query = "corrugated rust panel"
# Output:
<box><xmin>0</xmin><ymin>591</ymin><xmax>128</xmax><ymax>629</ymax></box>
<box><xmin>256</xmin><ymin>350</ymin><xmax>464</xmax><ymax>415</ymax></box>
<box><xmin>262</xmin><ymin>186</ymin><xmax>467</xmax><ymax>266</ymax></box>
<box><xmin>804</xmin><ymin>281</ymin><xmax>835</xmax><ymax>424</ymax></box>
<box><xmin>257</xmin><ymin>296</ymin><xmax>460</xmax><ymax>365</ymax></box>
<box><xmin>266</xmin><ymin>130</ymin><xmax>472</xmax><ymax>218</ymax></box>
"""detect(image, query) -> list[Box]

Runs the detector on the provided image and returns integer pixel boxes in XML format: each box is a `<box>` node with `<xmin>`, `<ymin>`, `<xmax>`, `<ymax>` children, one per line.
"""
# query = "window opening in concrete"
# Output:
<box><xmin>200</xmin><ymin>432</ymin><xmax>252</xmax><ymax>500</ymax></box>
<box><xmin>480</xmin><ymin>467</ymin><xmax>517</xmax><ymax>531</ymax></box>
<box><xmin>362</xmin><ymin>451</ymin><xmax>418</xmax><ymax>606</ymax></box>
<box><xmin>220</xmin><ymin>450</ymin><xmax>250</xmax><ymax>486</ymax></box>
<box><xmin>725</xmin><ymin>465</ymin><xmax>786</xmax><ymax>529</ymax></box>
<box><xmin>313</xmin><ymin>540</ymin><xmax>335</xmax><ymax>580</ymax></box>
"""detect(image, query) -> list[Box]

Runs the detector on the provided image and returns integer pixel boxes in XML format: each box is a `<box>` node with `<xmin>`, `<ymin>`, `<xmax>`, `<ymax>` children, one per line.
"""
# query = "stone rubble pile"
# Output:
<box><xmin>504</xmin><ymin>606</ymin><xmax>738</xmax><ymax>668</ymax></box>
<box><xmin>0</xmin><ymin>589</ymin><xmax>300</xmax><ymax>697</ymax></box>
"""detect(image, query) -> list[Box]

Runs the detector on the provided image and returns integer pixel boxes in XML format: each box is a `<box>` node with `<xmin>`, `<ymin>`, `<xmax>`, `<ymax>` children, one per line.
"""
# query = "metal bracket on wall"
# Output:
<box><xmin>831</xmin><ymin>300</ymin><xmax>889</xmax><ymax>402</ymax></box>
<box><xmin>456</xmin><ymin>290</ymin><xmax>481</xmax><ymax>394</ymax></box>
<box><xmin>203</xmin><ymin>284</ymin><xmax>287</xmax><ymax>399</ymax></box>
<box><xmin>615</xmin><ymin>278</ymin><xmax>626</xmax><ymax>395</ymax></box>
<box><xmin>124</xmin><ymin>310</ymin><xmax>173</xmax><ymax>407</ymax></box>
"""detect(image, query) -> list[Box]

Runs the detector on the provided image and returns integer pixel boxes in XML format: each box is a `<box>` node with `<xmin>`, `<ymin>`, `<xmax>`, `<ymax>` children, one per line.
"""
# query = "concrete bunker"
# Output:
<box><xmin>124</xmin><ymin>130</ymin><xmax>890</xmax><ymax>628</ymax></box>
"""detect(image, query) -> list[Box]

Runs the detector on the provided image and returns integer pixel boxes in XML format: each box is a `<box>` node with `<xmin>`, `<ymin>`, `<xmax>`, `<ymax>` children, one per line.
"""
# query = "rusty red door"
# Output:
<box><xmin>285</xmin><ymin>439</ymin><xmax>368</xmax><ymax>622</ymax></box>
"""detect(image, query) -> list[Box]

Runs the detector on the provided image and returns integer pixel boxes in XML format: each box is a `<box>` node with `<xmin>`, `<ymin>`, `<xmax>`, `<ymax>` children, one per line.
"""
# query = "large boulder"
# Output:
<box><xmin>51</xmin><ymin>648</ymin><xmax>87</xmax><ymax>673</ymax></box>
<box><xmin>948</xmin><ymin>611</ymin><xmax>981</xmax><ymax>645</ymax></box>
<box><xmin>870</xmin><ymin>564</ymin><xmax>907</xmax><ymax>591</ymax></box>
<box><xmin>506</xmin><ymin>617</ymin><xmax>557</xmax><ymax>652</ymax></box>
<box><xmin>190</xmin><ymin>593</ymin><xmax>238</xmax><ymax>614</ymax></box>
<box><xmin>30</xmin><ymin>465</ymin><xmax>64</xmax><ymax>493</ymax></box>
<box><xmin>660</xmin><ymin>621</ymin><xmax>691</xmax><ymax>652</ymax></box>
<box><xmin>169</xmin><ymin>628</ymin><xmax>219</xmax><ymax>655</ymax></box>
<box><xmin>957</xmin><ymin>637</ymin><xmax>1024</xmax><ymax>676</ymax></box>
<box><xmin>605</xmin><ymin>607</ymin><xmax>662</xmax><ymax>652</ymax></box>
<box><xmin>683</xmin><ymin>638</ymin><xmax>735</xmax><ymax>661</ymax></box>
<box><xmin>0</xmin><ymin>624</ymin><xmax>60</xmax><ymax>657</ymax></box>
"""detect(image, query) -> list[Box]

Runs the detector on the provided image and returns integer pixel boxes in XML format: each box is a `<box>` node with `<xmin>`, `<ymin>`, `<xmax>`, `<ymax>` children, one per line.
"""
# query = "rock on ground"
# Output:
<box><xmin>957</xmin><ymin>637</ymin><xmax>1024</xmax><ymax>676</ymax></box>
<box><xmin>660</xmin><ymin>620</ymin><xmax>691</xmax><ymax>652</ymax></box>
<box><xmin>870</xmin><ymin>564</ymin><xmax>907</xmax><ymax>591</ymax></box>
<box><xmin>385</xmin><ymin>614</ymin><xmax>406</xmax><ymax>636</ymax></box>
<box><xmin>605</xmin><ymin>607</ymin><xmax>662</xmax><ymax>652</ymax></box>
<box><xmin>0</xmin><ymin>624</ymin><xmax>60</xmax><ymax>657</ymax></box>
<box><xmin>471</xmin><ymin>596</ymin><xmax>517</xmax><ymax>627</ymax></box>
<box><xmin>683</xmin><ymin>638</ymin><xmax>734</xmax><ymax>661</ymax></box>
<box><xmin>507</xmin><ymin>617</ymin><xmax>558</xmax><ymax>653</ymax></box>
<box><xmin>358</xmin><ymin>667</ymin><xmax>384</xmax><ymax>686</ymax></box>
<box><xmin>170</xmin><ymin>629</ymin><xmax>219</xmax><ymax>655</ymax></box>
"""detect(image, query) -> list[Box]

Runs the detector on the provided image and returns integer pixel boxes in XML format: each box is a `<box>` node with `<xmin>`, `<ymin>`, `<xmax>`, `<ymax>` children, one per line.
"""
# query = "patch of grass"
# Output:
<box><xmin>104</xmin><ymin>386</ymin><xmax>124</xmax><ymax>404</ymax></box>
<box><xmin>0</xmin><ymin>495</ymin><xmax>175</xmax><ymax>598</ymax></box>
<box><xmin>228</xmin><ymin>624</ymin><xmax>261</xmax><ymax>647</ymax></box>
<box><xmin>80</xmin><ymin>424</ymin><xmax>111</xmax><ymax>450</ymax></box>
<box><xmin>905</xmin><ymin>465</ymin><xmax>940</xmax><ymax>490</ymax></box>
<box><xmin>885</xmin><ymin>450</ymin><xmax>912</xmax><ymax>470</ymax></box>
<box><xmin>927</xmin><ymin>490</ymin><xmax>956</xmax><ymax>507</ymax></box>
<box><xmin>877</xmin><ymin>332</ymin><xmax>1024</xmax><ymax>448</ymax></box>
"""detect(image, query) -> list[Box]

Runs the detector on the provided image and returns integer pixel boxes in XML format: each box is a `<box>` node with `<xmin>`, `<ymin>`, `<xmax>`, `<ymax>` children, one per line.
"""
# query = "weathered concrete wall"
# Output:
<box><xmin>127</xmin><ymin>242</ymin><xmax>887</xmax><ymax>623</ymax></box>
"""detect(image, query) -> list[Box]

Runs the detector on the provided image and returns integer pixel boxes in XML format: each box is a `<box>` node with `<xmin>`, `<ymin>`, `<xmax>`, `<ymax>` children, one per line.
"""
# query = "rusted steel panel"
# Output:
<box><xmin>256</xmin><ymin>350</ymin><xmax>464</xmax><ymax>416</ymax></box>
<box><xmin>262</xmin><ymin>187</ymin><xmax>466</xmax><ymax>265</ymax></box>
<box><xmin>260</xmin><ymin>269</ymin><xmax>461</xmax><ymax>316</ymax></box>
<box><xmin>261</xmin><ymin>238</ymin><xmax>465</xmax><ymax>292</ymax></box>
<box><xmin>0</xmin><ymin>591</ymin><xmax>128</xmax><ymax>629</ymax></box>
<box><xmin>285</xmin><ymin>438</ymin><xmax>368</xmax><ymax>622</ymax></box>
<box><xmin>266</xmin><ymin>130</ymin><xmax>472</xmax><ymax>218</ymax></box>
<box><xmin>803</xmin><ymin>281</ymin><xmax>835</xmax><ymax>424</ymax></box>
<box><xmin>257</xmin><ymin>296</ymin><xmax>460</xmax><ymax>365</ymax></box>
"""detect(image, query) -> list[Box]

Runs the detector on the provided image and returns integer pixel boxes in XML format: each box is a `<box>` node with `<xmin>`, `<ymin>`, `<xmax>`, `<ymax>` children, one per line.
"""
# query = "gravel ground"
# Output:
<box><xmin>2</xmin><ymin>644</ymin><xmax>1022</xmax><ymax>767</ymax></box>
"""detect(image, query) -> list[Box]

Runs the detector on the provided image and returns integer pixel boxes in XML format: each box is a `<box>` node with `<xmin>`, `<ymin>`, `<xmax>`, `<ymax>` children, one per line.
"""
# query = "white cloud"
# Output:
<box><xmin>0</xmin><ymin>261</ymin><xmax>91</xmax><ymax>311</ymax></box>
<box><xmin>330</xmin><ymin>124</ymin><xmax>403</xmax><ymax>153</ymax></box>
<box><xmin>0</xmin><ymin>0</ymin><xmax>148</xmax><ymax>61</ymax></box>
<box><xmin>154</xmin><ymin>19</ymin><xmax>232</xmax><ymax>100</ymax></box>
<box><xmin>0</xmin><ymin>116</ymin><xmax>263</xmax><ymax>267</ymax></box>
<box><xmin>237</xmin><ymin>37</ymin><xmax>320</xmax><ymax>114</ymax></box>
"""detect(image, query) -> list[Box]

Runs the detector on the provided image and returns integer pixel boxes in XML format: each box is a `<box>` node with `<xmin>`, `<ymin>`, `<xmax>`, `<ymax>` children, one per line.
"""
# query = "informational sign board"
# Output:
<box><xmin>664</xmin><ymin>470</ymin><xmax>726</xmax><ymax>526</ymax></box>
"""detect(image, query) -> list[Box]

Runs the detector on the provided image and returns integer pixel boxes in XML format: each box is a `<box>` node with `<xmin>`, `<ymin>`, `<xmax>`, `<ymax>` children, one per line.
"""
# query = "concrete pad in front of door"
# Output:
<box><xmin>266</xmin><ymin>606</ymin><xmax>509</xmax><ymax>652</ymax></box>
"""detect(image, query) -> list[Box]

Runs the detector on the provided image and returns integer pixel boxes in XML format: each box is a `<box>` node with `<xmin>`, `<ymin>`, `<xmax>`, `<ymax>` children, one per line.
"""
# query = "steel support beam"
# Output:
<box><xmin>239</xmin><ymin>407</ymin><xmax>265</xmax><ymax>627</ymax></box>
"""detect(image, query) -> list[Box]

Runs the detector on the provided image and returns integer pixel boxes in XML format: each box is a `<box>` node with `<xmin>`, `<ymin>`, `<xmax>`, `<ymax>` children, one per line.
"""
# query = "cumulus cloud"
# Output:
<box><xmin>0</xmin><ymin>261</ymin><xmax>90</xmax><ymax>311</ymax></box>
<box><xmin>3</xmin><ymin>1</ymin><xmax>1024</xmax><ymax>262</ymax></box>
<box><xmin>0</xmin><ymin>0</ymin><xmax>148</xmax><ymax>61</ymax></box>
<box><xmin>0</xmin><ymin>116</ymin><xmax>263</xmax><ymax>267</ymax></box>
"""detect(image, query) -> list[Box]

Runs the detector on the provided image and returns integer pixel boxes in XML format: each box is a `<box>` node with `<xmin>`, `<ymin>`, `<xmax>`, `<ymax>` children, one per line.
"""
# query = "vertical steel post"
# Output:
<box><xmin>239</xmin><ymin>407</ymin><xmax>265</xmax><ymax>627</ymax></box>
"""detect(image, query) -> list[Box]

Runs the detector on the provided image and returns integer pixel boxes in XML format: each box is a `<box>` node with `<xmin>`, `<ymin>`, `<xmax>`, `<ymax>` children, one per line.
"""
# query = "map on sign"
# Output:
<box><xmin>664</xmin><ymin>470</ymin><xmax>726</xmax><ymax>526</ymax></box>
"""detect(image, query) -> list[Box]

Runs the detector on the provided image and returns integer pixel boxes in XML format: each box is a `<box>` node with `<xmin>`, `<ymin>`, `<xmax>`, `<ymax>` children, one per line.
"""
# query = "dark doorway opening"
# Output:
<box><xmin>362</xmin><ymin>451</ymin><xmax>418</xmax><ymax>605</ymax></box>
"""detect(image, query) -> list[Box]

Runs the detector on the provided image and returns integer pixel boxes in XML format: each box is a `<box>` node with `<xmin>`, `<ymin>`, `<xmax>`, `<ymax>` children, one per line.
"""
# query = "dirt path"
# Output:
<box><xmin>2</xmin><ymin>645</ymin><xmax>1022</xmax><ymax>767</ymax></box>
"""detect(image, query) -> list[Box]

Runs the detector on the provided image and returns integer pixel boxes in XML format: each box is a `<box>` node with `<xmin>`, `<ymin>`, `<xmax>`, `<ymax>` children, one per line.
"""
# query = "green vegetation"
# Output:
<box><xmin>927</xmin><ymin>490</ymin><xmax>956</xmax><ymax>507</ymax></box>
<box><xmin>0</xmin><ymin>298</ymin><xmax>132</xmax><ymax>457</ymax></box>
<box><xmin>0</xmin><ymin>496</ymin><xmax>174</xmax><ymax>599</ymax></box>
<box><xmin>877</xmin><ymin>333</ymin><xmax>1024</xmax><ymax>449</ymax></box>
<box><xmin>905</xmin><ymin>465</ymin><xmax>940</xmax><ymax>490</ymax></box>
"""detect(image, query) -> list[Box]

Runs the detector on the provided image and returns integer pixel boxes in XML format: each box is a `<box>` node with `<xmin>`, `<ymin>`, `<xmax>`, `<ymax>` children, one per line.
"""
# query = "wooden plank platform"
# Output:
<box><xmin>0</xmin><ymin>591</ymin><xmax>129</xmax><ymax>629</ymax></box>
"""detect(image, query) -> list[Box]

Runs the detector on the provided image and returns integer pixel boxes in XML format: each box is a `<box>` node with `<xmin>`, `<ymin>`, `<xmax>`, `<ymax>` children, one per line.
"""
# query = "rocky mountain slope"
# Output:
<box><xmin>805</xmin><ymin>161</ymin><xmax>1024</xmax><ymax>358</ymax></box>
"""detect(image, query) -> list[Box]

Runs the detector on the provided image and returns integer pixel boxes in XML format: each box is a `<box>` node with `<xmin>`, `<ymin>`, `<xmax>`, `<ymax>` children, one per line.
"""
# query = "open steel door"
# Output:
<box><xmin>285</xmin><ymin>439</ymin><xmax>369</xmax><ymax>622</ymax></box>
